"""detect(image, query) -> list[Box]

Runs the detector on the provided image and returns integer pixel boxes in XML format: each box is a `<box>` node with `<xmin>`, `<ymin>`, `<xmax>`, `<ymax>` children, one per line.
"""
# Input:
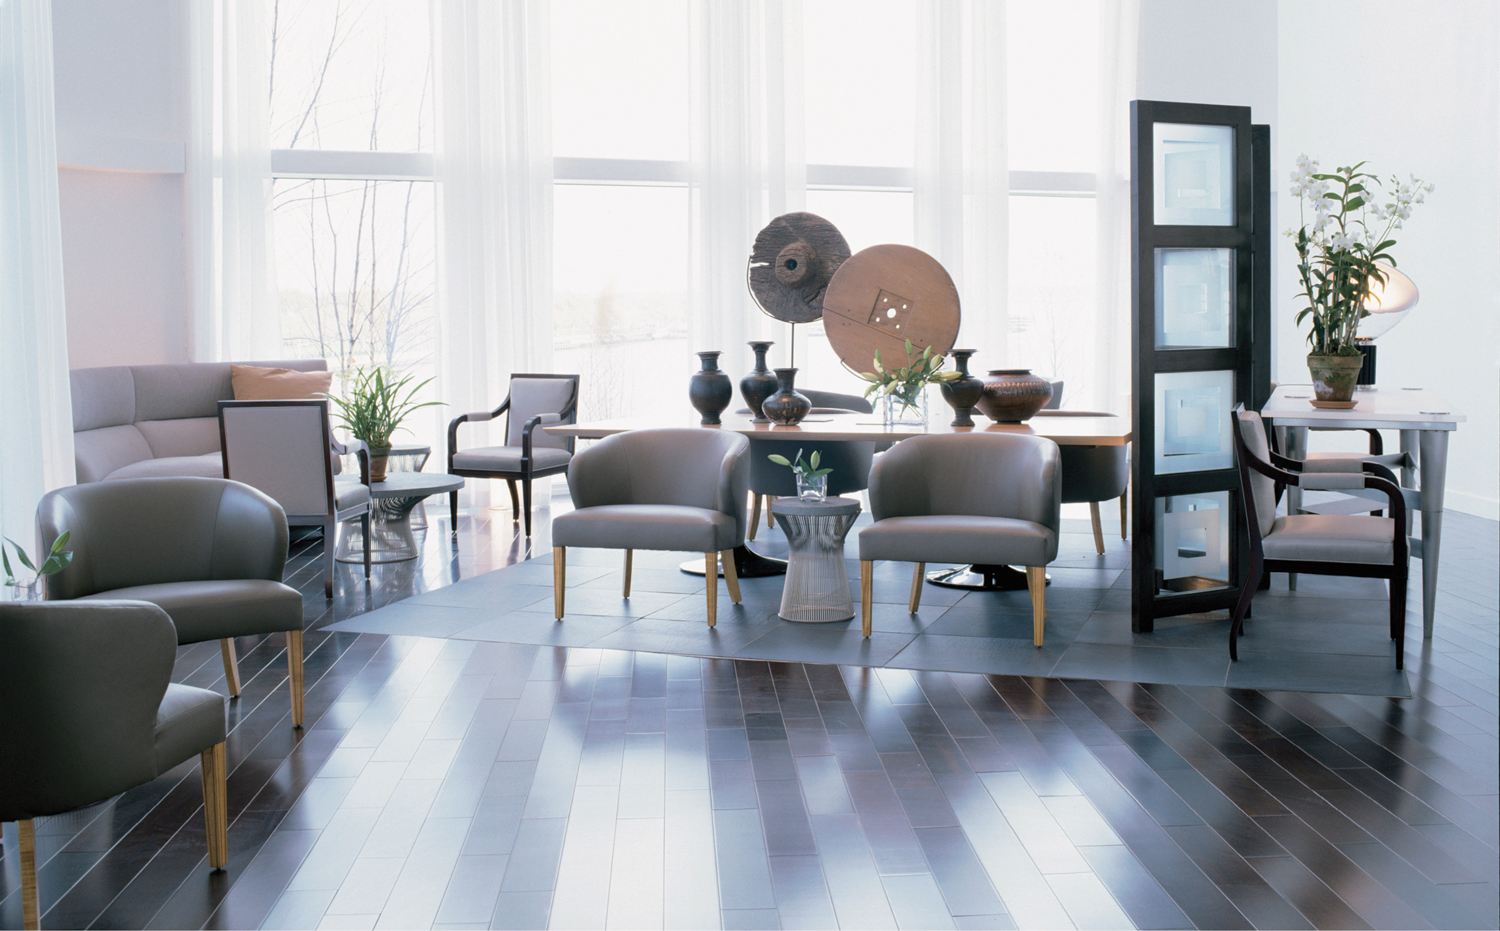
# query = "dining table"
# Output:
<box><xmin>1261</xmin><ymin>384</ymin><xmax>1464</xmax><ymax>638</ymax></box>
<box><xmin>547</xmin><ymin>407</ymin><xmax>1132</xmax><ymax>584</ymax></box>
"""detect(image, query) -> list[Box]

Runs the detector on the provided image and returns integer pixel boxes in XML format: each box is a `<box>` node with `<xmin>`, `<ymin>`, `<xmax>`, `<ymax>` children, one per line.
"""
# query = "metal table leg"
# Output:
<box><xmin>1417</xmin><ymin>429</ymin><xmax>1448</xmax><ymax>638</ymax></box>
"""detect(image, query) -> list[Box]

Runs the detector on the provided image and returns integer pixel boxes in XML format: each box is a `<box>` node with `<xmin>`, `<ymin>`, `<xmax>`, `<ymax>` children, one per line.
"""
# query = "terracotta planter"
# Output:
<box><xmin>976</xmin><ymin>369</ymin><xmax>1053</xmax><ymax>423</ymax></box>
<box><xmin>1307</xmin><ymin>353</ymin><xmax>1365</xmax><ymax>403</ymax></box>
<box><xmin>368</xmin><ymin>446</ymin><xmax>392</xmax><ymax>483</ymax></box>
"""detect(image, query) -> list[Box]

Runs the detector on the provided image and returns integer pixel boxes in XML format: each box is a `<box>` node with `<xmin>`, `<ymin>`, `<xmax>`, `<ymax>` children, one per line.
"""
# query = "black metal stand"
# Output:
<box><xmin>680</xmin><ymin>544</ymin><xmax>789</xmax><ymax>578</ymax></box>
<box><xmin>926</xmin><ymin>564</ymin><xmax>1050</xmax><ymax>591</ymax></box>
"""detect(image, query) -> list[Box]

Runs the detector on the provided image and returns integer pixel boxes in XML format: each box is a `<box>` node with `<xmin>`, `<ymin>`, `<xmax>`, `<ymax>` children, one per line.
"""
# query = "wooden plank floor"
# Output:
<box><xmin>1</xmin><ymin>501</ymin><xmax>1494</xmax><ymax>930</ymax></box>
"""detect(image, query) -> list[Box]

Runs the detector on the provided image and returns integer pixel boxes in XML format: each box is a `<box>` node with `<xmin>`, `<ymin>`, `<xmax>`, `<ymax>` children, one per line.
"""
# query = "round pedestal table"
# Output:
<box><xmin>335</xmin><ymin>472</ymin><xmax>463</xmax><ymax>564</ymax></box>
<box><xmin>771</xmin><ymin>496</ymin><xmax>861</xmax><ymax>623</ymax></box>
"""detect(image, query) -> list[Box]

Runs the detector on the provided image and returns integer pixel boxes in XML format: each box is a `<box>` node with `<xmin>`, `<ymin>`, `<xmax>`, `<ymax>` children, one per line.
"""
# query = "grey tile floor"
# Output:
<box><xmin>325</xmin><ymin>492</ymin><xmax>1500</xmax><ymax>700</ymax></box>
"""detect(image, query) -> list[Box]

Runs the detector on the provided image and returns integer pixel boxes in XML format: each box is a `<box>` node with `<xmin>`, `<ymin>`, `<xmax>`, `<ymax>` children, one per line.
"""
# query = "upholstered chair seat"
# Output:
<box><xmin>80</xmin><ymin>579</ymin><xmax>302</xmax><ymax>643</ymax></box>
<box><xmin>552</xmin><ymin>429</ymin><xmax>750</xmax><ymax>626</ymax></box>
<box><xmin>103</xmin><ymin>452</ymin><xmax>225</xmax><ymax>481</ymax></box>
<box><xmin>1</xmin><ymin>601</ymin><xmax>229</xmax><ymax>930</ymax></box>
<box><xmin>452</xmin><ymin>445</ymin><xmax>573</xmax><ymax>474</ymax></box>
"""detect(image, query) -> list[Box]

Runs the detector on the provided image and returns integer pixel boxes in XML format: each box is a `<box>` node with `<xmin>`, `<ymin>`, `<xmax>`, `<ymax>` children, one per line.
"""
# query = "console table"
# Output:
<box><xmin>1261</xmin><ymin>385</ymin><xmax>1464</xmax><ymax>637</ymax></box>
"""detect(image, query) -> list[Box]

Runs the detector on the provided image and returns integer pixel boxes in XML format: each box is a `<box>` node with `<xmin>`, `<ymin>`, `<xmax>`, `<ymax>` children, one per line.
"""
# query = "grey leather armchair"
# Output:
<box><xmin>1042</xmin><ymin>383</ymin><xmax>1129</xmax><ymax>554</ymax></box>
<box><xmin>1232</xmin><ymin>406</ymin><xmax>1410</xmax><ymax>668</ymax></box>
<box><xmin>448</xmin><ymin>374</ymin><xmax>580</xmax><ymax>538</ymax></box>
<box><xmin>741</xmin><ymin>388</ymin><xmax>877</xmax><ymax>541</ymax></box>
<box><xmin>1</xmin><ymin>601</ymin><xmax>227</xmax><ymax>930</ymax></box>
<box><xmin>38</xmin><ymin>477</ymin><xmax>308</xmax><ymax>727</ymax></box>
<box><xmin>551</xmin><ymin>429</ymin><xmax>750</xmax><ymax>626</ymax></box>
<box><xmin>219</xmin><ymin>399</ymin><xmax>373</xmax><ymax>598</ymax></box>
<box><xmin>859</xmin><ymin>433</ymin><xmax>1061</xmax><ymax>642</ymax></box>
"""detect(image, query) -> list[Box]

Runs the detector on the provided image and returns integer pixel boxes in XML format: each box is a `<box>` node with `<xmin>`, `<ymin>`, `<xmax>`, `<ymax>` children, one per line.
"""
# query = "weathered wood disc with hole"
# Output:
<box><xmin>822</xmin><ymin>244</ymin><xmax>961</xmax><ymax>377</ymax></box>
<box><xmin>746</xmin><ymin>212</ymin><xmax>852</xmax><ymax>324</ymax></box>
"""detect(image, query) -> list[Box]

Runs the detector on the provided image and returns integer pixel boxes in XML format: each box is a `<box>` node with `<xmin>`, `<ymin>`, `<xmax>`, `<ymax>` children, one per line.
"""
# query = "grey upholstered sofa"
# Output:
<box><xmin>70</xmin><ymin>360</ymin><xmax>328</xmax><ymax>484</ymax></box>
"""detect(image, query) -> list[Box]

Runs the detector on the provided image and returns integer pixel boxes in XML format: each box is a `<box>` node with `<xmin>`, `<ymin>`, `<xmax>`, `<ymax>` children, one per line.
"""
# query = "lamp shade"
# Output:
<box><xmin>1358</xmin><ymin>261</ymin><xmax>1419</xmax><ymax>340</ymax></box>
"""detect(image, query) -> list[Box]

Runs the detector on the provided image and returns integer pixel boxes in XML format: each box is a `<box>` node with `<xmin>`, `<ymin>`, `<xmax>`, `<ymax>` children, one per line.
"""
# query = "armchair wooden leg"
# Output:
<box><xmin>765</xmin><ymin>495</ymin><xmax>774</xmax><ymax>531</ymax></box>
<box><xmin>1229</xmin><ymin>561</ymin><xmax>1261</xmax><ymax>662</ymax></box>
<box><xmin>1090</xmin><ymin>502</ymin><xmax>1105</xmax><ymax>555</ymax></box>
<box><xmin>705</xmin><ymin>553</ymin><xmax>718</xmax><ymax>627</ymax></box>
<box><xmin>1026</xmin><ymin>566</ymin><xmax>1047</xmax><ymax>647</ymax></box>
<box><xmin>19</xmin><ymin>819</ymin><xmax>37</xmax><ymax>930</ymax></box>
<box><xmin>747</xmin><ymin>492</ymin><xmax>761</xmax><ymax>541</ymax></box>
<box><xmin>220</xmin><ymin>638</ymin><xmax>241</xmax><ymax>698</ymax></box>
<box><xmin>361</xmin><ymin>512</ymin><xmax>372</xmax><ymax>579</ymax></box>
<box><xmin>287</xmin><ymin>629</ymin><xmax>305</xmax><ymax>728</ymax></box>
<box><xmin>623</xmin><ymin>550</ymin><xmax>633</xmax><ymax>598</ymax></box>
<box><xmin>861</xmin><ymin>561</ymin><xmax>874</xmax><ymax>637</ymax></box>
<box><xmin>1119</xmin><ymin>490</ymin><xmax>1128</xmax><ymax>539</ymax></box>
<box><xmin>322</xmin><ymin>519</ymin><xmax>335</xmax><ymax>599</ymax></box>
<box><xmin>200</xmin><ymin>742</ymin><xmax>228</xmax><ymax>870</ymax></box>
<box><xmin>522</xmin><ymin>478</ymin><xmax>534</xmax><ymax>538</ymax></box>
<box><xmin>1391</xmin><ymin>571</ymin><xmax>1408</xmax><ymax>670</ymax></box>
<box><xmin>909</xmin><ymin>563</ymin><xmax>925</xmax><ymax>613</ymax></box>
<box><xmin>450</xmin><ymin>489</ymin><xmax>460</xmax><ymax>535</ymax></box>
<box><xmin>721</xmin><ymin>550</ymin><xmax>741</xmax><ymax>603</ymax></box>
<box><xmin>553</xmin><ymin>547</ymin><xmax>566</xmax><ymax>619</ymax></box>
<box><xmin>506</xmin><ymin>479</ymin><xmax>520</xmax><ymax>515</ymax></box>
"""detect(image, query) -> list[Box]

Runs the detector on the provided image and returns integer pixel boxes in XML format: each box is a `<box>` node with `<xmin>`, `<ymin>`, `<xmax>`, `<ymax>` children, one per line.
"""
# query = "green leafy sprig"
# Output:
<box><xmin>321</xmin><ymin>365</ymin><xmax>445</xmax><ymax>449</ymax></box>
<box><xmin>767</xmin><ymin>448</ymin><xmax>832</xmax><ymax>482</ymax></box>
<box><xmin>3</xmin><ymin>531</ymin><xmax>72</xmax><ymax>586</ymax></box>
<box><xmin>858</xmin><ymin>339</ymin><xmax>960</xmax><ymax>409</ymax></box>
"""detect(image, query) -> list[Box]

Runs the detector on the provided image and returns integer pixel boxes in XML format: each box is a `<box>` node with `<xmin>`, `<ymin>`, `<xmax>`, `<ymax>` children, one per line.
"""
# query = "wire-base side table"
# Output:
<box><xmin>772</xmin><ymin>496</ymin><xmax>861</xmax><ymax>622</ymax></box>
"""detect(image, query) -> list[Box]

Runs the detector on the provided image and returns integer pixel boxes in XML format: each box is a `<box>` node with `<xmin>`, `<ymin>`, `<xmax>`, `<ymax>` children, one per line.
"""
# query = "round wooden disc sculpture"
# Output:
<box><xmin>822</xmin><ymin>243</ymin><xmax>961</xmax><ymax>377</ymax></box>
<box><xmin>747</xmin><ymin>212</ymin><xmax>852</xmax><ymax>324</ymax></box>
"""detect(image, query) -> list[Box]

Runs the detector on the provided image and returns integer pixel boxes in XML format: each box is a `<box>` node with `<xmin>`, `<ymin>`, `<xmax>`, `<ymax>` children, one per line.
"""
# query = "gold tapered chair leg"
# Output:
<box><xmin>861</xmin><ymin>560</ymin><xmax>874</xmax><ymax>637</ymax></box>
<box><xmin>1027</xmin><ymin>566</ymin><xmax>1047</xmax><ymax>646</ymax></box>
<box><xmin>765</xmin><ymin>495</ymin><xmax>774</xmax><ymax>530</ymax></box>
<box><xmin>721</xmin><ymin>550</ymin><xmax>741</xmax><ymax>603</ymax></box>
<box><xmin>623</xmin><ymin>549</ymin><xmax>633</xmax><ymax>598</ymax></box>
<box><xmin>553</xmin><ymin>547</ymin><xmax>566</xmax><ymax>619</ymax></box>
<box><xmin>1090</xmin><ymin>502</ymin><xmax>1105</xmax><ymax>555</ymax></box>
<box><xmin>1119</xmin><ymin>490</ymin><xmax>1128</xmax><ymax>539</ymax></box>
<box><xmin>909</xmin><ymin>563</ymin><xmax>925</xmax><ymax>613</ymax></box>
<box><xmin>705</xmin><ymin>553</ymin><xmax>718</xmax><ymax>627</ymax></box>
<box><xmin>200</xmin><ymin>742</ymin><xmax>228</xmax><ymax>869</ymax></box>
<box><xmin>220</xmin><ymin>638</ymin><xmax>241</xmax><ymax>697</ymax></box>
<box><xmin>287</xmin><ymin>629</ymin><xmax>305</xmax><ymax>728</ymax></box>
<box><xmin>747</xmin><ymin>493</ymin><xmax>761</xmax><ymax>541</ymax></box>
<box><xmin>19</xmin><ymin>819</ymin><xmax>37</xmax><ymax>930</ymax></box>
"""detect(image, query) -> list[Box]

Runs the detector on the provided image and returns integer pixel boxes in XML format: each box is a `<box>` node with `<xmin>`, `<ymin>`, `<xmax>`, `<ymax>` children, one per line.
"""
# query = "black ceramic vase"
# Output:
<box><xmin>976</xmin><ymin>369</ymin><xmax>1053</xmax><ymax>423</ymax></box>
<box><xmin>740</xmin><ymin>341</ymin><xmax>779</xmax><ymax>422</ymax></box>
<box><xmin>761</xmin><ymin>368</ymin><xmax>812</xmax><ymax>426</ymax></box>
<box><xmin>689</xmin><ymin>351</ymin><xmax>733</xmax><ymax>425</ymax></box>
<box><xmin>938</xmin><ymin>349</ymin><xmax>985</xmax><ymax>427</ymax></box>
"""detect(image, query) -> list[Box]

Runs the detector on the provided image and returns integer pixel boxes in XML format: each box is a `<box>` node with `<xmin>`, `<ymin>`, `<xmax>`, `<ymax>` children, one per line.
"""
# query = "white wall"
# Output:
<box><xmin>51</xmin><ymin>0</ymin><xmax>190</xmax><ymax>368</ymax></box>
<box><xmin>1277</xmin><ymin>0</ymin><xmax>1500</xmax><ymax>519</ymax></box>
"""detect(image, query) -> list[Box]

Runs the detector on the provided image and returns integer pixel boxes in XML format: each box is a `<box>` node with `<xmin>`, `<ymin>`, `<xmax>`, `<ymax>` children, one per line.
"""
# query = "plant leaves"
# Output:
<box><xmin>5</xmin><ymin>538</ymin><xmax>36</xmax><ymax>573</ymax></box>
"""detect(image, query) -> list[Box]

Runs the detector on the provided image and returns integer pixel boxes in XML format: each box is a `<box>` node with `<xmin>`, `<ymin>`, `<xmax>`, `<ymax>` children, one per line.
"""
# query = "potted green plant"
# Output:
<box><xmin>1290</xmin><ymin>155</ymin><xmax>1431</xmax><ymax>403</ymax></box>
<box><xmin>322</xmin><ymin>366</ymin><xmax>444</xmax><ymax>481</ymax></box>
<box><xmin>2</xmin><ymin>532</ymin><xmax>72</xmax><ymax>602</ymax></box>
<box><xmin>767</xmin><ymin>448</ymin><xmax>833</xmax><ymax>501</ymax></box>
<box><xmin>859</xmin><ymin>339</ymin><xmax>962</xmax><ymax>426</ymax></box>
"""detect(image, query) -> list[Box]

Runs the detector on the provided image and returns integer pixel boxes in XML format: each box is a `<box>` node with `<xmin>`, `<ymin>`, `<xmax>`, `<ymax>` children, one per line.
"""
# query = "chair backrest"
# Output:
<box><xmin>506</xmin><ymin>375</ymin><xmax>580</xmax><ymax>451</ymax></box>
<box><xmin>567</xmin><ymin>429</ymin><xmax>750</xmax><ymax>537</ymax></box>
<box><xmin>0</xmin><ymin>601</ymin><xmax>176</xmax><ymax>821</ymax></box>
<box><xmin>38</xmin><ymin>477</ymin><xmax>289</xmax><ymax>599</ymax></box>
<box><xmin>219</xmin><ymin>400</ymin><xmax>337</xmax><ymax>521</ymax></box>
<box><xmin>1231</xmin><ymin>407</ymin><xmax>1278</xmax><ymax>539</ymax></box>
<box><xmin>802</xmin><ymin>388</ymin><xmax>874</xmax><ymax>414</ymax></box>
<box><xmin>869</xmin><ymin>433</ymin><xmax>1061</xmax><ymax>529</ymax></box>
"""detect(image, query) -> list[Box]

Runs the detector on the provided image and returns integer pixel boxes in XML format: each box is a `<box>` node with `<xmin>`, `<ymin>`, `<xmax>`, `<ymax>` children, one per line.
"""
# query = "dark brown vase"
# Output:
<box><xmin>689</xmin><ymin>351</ymin><xmax>733</xmax><ymax>425</ymax></box>
<box><xmin>761</xmin><ymin>368</ymin><xmax>812</xmax><ymax>426</ymax></box>
<box><xmin>938</xmin><ymin>349</ymin><xmax>985</xmax><ymax>427</ymax></box>
<box><xmin>977</xmin><ymin>369</ymin><xmax>1053</xmax><ymax>423</ymax></box>
<box><xmin>740</xmin><ymin>341</ymin><xmax>779</xmax><ymax>422</ymax></box>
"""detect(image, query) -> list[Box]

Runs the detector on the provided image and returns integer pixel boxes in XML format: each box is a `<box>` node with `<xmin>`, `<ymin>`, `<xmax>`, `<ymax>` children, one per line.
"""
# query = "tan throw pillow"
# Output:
<box><xmin>231</xmin><ymin>364</ymin><xmax>333</xmax><ymax>400</ymax></box>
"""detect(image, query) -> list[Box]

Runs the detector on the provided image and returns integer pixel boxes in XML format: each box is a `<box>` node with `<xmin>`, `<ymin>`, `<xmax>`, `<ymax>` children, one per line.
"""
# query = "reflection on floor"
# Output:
<box><xmin>1</xmin><ymin>495</ymin><xmax>1495</xmax><ymax>930</ymax></box>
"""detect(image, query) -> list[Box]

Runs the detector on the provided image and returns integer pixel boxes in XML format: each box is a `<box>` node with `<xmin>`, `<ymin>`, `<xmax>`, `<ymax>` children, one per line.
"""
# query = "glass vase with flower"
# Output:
<box><xmin>767</xmin><ymin>448</ymin><xmax>833</xmax><ymax>501</ymax></box>
<box><xmin>860</xmin><ymin>339</ymin><xmax>959</xmax><ymax>428</ymax></box>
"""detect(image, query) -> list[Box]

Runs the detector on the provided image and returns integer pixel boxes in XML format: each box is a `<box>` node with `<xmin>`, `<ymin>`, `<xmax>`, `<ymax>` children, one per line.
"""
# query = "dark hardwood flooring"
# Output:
<box><xmin>1</xmin><ymin>498</ymin><xmax>1495</xmax><ymax>930</ymax></box>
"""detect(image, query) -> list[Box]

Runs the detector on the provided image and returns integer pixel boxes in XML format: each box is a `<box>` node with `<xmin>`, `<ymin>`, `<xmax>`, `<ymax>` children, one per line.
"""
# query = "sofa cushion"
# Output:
<box><xmin>74</xmin><ymin>425</ymin><xmax>155</xmax><ymax>484</ymax></box>
<box><xmin>231</xmin><ymin>365</ymin><xmax>334</xmax><ymax>400</ymax></box>
<box><xmin>70</xmin><ymin>366</ymin><xmax>136</xmax><ymax>431</ymax></box>
<box><xmin>105</xmin><ymin>454</ymin><xmax>223</xmax><ymax>481</ymax></box>
<box><xmin>131</xmin><ymin>363</ymin><xmax>237</xmax><ymax>422</ymax></box>
<box><xmin>137</xmin><ymin>417</ymin><xmax>221</xmax><ymax>459</ymax></box>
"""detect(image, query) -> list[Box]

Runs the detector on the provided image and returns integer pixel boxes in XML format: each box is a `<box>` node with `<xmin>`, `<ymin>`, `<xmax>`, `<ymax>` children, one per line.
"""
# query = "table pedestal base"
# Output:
<box><xmin>927</xmin><ymin>564</ymin><xmax>1050</xmax><ymax>591</ymax></box>
<box><xmin>336</xmin><ymin>497</ymin><xmax>426</xmax><ymax>564</ymax></box>
<box><xmin>681</xmin><ymin>544</ymin><xmax>788</xmax><ymax>578</ymax></box>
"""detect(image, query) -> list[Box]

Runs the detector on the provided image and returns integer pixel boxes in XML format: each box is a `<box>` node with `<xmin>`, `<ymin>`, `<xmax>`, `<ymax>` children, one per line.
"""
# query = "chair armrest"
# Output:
<box><xmin>448</xmin><ymin>398</ymin><xmax>511</xmax><ymax>466</ymax></box>
<box><xmin>521</xmin><ymin>413</ymin><xmax>564</xmax><ymax>461</ymax></box>
<box><xmin>1300</xmin><ymin>472</ymin><xmax>1365</xmax><ymax>490</ymax></box>
<box><xmin>346</xmin><ymin>439</ymin><xmax>372</xmax><ymax>485</ymax></box>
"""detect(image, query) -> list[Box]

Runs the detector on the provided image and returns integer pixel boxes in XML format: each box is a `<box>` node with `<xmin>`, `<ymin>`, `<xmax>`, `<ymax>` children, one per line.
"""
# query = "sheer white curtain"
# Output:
<box><xmin>186</xmin><ymin>0</ymin><xmax>280</xmax><ymax>362</ymax></box>
<box><xmin>0</xmin><ymin>0</ymin><xmax>74</xmax><ymax>549</ymax></box>
<box><xmin>434</xmin><ymin>0</ymin><xmax>552</xmax><ymax>504</ymax></box>
<box><xmin>689</xmin><ymin>0</ymin><xmax>805</xmax><ymax>369</ymax></box>
<box><xmin>914</xmin><ymin>0</ymin><xmax>1007</xmax><ymax>364</ymax></box>
<box><xmin>1095</xmin><ymin>0</ymin><xmax>1141</xmax><ymax>413</ymax></box>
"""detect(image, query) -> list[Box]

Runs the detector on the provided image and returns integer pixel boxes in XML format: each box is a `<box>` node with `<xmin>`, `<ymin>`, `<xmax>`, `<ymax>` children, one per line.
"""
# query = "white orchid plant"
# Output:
<box><xmin>1289</xmin><ymin>154</ymin><xmax>1432</xmax><ymax>356</ymax></box>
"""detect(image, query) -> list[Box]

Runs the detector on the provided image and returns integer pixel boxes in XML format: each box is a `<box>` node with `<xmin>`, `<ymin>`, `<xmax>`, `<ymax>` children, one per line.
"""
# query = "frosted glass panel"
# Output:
<box><xmin>1154</xmin><ymin>370</ymin><xmax>1234</xmax><ymax>474</ymax></box>
<box><xmin>1154</xmin><ymin>491</ymin><xmax>1231</xmax><ymax>589</ymax></box>
<box><xmin>1153</xmin><ymin>123</ymin><xmax>1235</xmax><ymax>226</ymax></box>
<box><xmin>1155</xmin><ymin>249</ymin><xmax>1233</xmax><ymax>348</ymax></box>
